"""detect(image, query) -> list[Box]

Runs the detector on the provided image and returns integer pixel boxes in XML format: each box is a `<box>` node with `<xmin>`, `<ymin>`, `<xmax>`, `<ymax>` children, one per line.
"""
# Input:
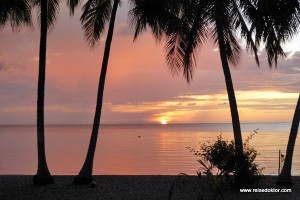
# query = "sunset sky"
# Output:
<box><xmin>0</xmin><ymin>3</ymin><xmax>300</xmax><ymax>125</ymax></box>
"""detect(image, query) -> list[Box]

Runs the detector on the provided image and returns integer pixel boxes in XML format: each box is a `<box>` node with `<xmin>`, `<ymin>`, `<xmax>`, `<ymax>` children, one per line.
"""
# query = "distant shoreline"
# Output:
<box><xmin>0</xmin><ymin>175</ymin><xmax>299</xmax><ymax>200</ymax></box>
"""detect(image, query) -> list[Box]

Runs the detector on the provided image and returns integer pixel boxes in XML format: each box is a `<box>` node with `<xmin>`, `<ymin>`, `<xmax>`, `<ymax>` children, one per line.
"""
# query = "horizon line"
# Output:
<box><xmin>0</xmin><ymin>122</ymin><xmax>291</xmax><ymax>126</ymax></box>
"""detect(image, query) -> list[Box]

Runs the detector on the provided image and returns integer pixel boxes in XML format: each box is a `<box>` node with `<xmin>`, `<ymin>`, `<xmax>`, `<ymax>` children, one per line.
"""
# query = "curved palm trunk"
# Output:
<box><xmin>216</xmin><ymin>33</ymin><xmax>243</xmax><ymax>154</ymax></box>
<box><xmin>73</xmin><ymin>0</ymin><xmax>119</xmax><ymax>185</ymax></box>
<box><xmin>216</xmin><ymin>25</ymin><xmax>250</xmax><ymax>187</ymax></box>
<box><xmin>33</xmin><ymin>0</ymin><xmax>53</xmax><ymax>185</ymax></box>
<box><xmin>277</xmin><ymin>94</ymin><xmax>300</xmax><ymax>186</ymax></box>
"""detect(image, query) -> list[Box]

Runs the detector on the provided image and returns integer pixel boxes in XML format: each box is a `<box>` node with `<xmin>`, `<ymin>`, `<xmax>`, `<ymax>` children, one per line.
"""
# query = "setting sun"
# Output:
<box><xmin>161</xmin><ymin>120</ymin><xmax>168</xmax><ymax>125</ymax></box>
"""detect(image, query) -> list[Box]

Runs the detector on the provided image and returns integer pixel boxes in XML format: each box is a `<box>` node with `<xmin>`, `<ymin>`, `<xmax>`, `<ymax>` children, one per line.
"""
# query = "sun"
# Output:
<box><xmin>161</xmin><ymin>120</ymin><xmax>168</xmax><ymax>125</ymax></box>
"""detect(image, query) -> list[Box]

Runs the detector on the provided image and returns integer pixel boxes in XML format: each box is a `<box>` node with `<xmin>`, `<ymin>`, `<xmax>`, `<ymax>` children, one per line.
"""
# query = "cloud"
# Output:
<box><xmin>106</xmin><ymin>91</ymin><xmax>299</xmax><ymax>123</ymax></box>
<box><xmin>0</xmin><ymin>62</ymin><xmax>6</xmax><ymax>71</ymax></box>
<box><xmin>0</xmin><ymin>59</ymin><xmax>29</xmax><ymax>74</ymax></box>
<box><xmin>1</xmin><ymin>4</ymin><xmax>300</xmax><ymax>125</ymax></box>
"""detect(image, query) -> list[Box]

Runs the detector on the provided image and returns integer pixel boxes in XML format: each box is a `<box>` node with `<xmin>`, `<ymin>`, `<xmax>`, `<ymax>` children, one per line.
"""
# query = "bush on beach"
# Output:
<box><xmin>187</xmin><ymin>130</ymin><xmax>264</xmax><ymax>188</ymax></box>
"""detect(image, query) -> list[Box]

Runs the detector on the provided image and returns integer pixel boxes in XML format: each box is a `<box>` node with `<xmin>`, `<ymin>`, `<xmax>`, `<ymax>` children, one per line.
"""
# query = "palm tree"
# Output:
<box><xmin>73</xmin><ymin>0</ymin><xmax>120</xmax><ymax>184</ymax></box>
<box><xmin>277</xmin><ymin>94</ymin><xmax>300</xmax><ymax>185</ymax></box>
<box><xmin>131</xmin><ymin>0</ymin><xmax>256</xmax><ymax>157</ymax></box>
<box><xmin>130</xmin><ymin>0</ymin><xmax>299</xmax><ymax>185</ymax></box>
<box><xmin>32</xmin><ymin>0</ymin><xmax>80</xmax><ymax>185</ymax></box>
<box><xmin>0</xmin><ymin>0</ymin><xmax>32</xmax><ymax>31</ymax></box>
<box><xmin>256</xmin><ymin>0</ymin><xmax>300</xmax><ymax>185</ymax></box>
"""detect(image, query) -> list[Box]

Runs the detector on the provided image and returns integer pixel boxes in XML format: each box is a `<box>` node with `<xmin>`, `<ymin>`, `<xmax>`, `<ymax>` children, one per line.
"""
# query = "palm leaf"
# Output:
<box><xmin>210</xmin><ymin>0</ymin><xmax>241</xmax><ymax>66</ymax></box>
<box><xmin>129</xmin><ymin>0</ymin><xmax>184</xmax><ymax>41</ymax></box>
<box><xmin>81</xmin><ymin>0</ymin><xmax>113</xmax><ymax>47</ymax></box>
<box><xmin>182</xmin><ymin>1</ymin><xmax>208</xmax><ymax>82</ymax></box>
<box><xmin>129</xmin><ymin>0</ymin><xmax>170</xmax><ymax>41</ymax></box>
<box><xmin>231</xmin><ymin>0</ymin><xmax>259</xmax><ymax>66</ymax></box>
<box><xmin>0</xmin><ymin>0</ymin><xmax>33</xmax><ymax>31</ymax></box>
<box><xmin>247</xmin><ymin>0</ymin><xmax>299</xmax><ymax>67</ymax></box>
<box><xmin>33</xmin><ymin>0</ymin><xmax>60</xmax><ymax>29</ymax></box>
<box><xmin>165</xmin><ymin>31</ymin><xmax>186</xmax><ymax>77</ymax></box>
<box><xmin>165</xmin><ymin>0</ymin><xmax>208</xmax><ymax>82</ymax></box>
<box><xmin>66</xmin><ymin>0</ymin><xmax>82</xmax><ymax>15</ymax></box>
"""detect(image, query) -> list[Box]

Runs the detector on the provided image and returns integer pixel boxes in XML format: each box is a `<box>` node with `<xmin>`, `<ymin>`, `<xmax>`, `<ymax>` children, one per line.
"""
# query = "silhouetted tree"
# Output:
<box><xmin>277</xmin><ymin>94</ymin><xmax>300</xmax><ymax>185</ymax></box>
<box><xmin>131</xmin><ymin>0</ymin><xmax>299</xmax><ymax>155</ymax></box>
<box><xmin>130</xmin><ymin>0</ymin><xmax>299</xmax><ymax>186</ymax></box>
<box><xmin>131</xmin><ymin>0</ymin><xmax>258</xmax><ymax>157</ymax></box>
<box><xmin>256</xmin><ymin>0</ymin><xmax>300</xmax><ymax>185</ymax></box>
<box><xmin>32</xmin><ymin>0</ymin><xmax>81</xmax><ymax>185</ymax></box>
<box><xmin>73</xmin><ymin>0</ymin><xmax>120</xmax><ymax>184</ymax></box>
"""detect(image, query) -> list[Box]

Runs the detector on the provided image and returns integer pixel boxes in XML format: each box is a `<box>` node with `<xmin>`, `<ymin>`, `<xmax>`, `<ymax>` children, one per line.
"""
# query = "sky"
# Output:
<box><xmin>0</xmin><ymin>3</ymin><xmax>300</xmax><ymax>125</ymax></box>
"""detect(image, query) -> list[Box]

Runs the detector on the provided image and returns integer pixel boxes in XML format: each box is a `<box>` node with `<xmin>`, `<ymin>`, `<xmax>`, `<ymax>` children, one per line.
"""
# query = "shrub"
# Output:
<box><xmin>187</xmin><ymin>130</ymin><xmax>264</xmax><ymax>188</ymax></box>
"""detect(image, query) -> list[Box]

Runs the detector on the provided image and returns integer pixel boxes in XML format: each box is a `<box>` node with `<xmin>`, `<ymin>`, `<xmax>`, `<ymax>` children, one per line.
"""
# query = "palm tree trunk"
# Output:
<box><xmin>277</xmin><ymin>94</ymin><xmax>300</xmax><ymax>186</ymax></box>
<box><xmin>33</xmin><ymin>0</ymin><xmax>53</xmax><ymax>185</ymax></box>
<box><xmin>216</xmin><ymin>33</ymin><xmax>243</xmax><ymax>154</ymax></box>
<box><xmin>73</xmin><ymin>0</ymin><xmax>119</xmax><ymax>185</ymax></box>
<box><xmin>216</xmin><ymin>25</ymin><xmax>251</xmax><ymax>187</ymax></box>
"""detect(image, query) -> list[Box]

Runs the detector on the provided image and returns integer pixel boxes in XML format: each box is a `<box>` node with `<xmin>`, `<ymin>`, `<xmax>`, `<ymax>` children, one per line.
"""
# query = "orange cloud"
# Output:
<box><xmin>107</xmin><ymin>91</ymin><xmax>298</xmax><ymax>124</ymax></box>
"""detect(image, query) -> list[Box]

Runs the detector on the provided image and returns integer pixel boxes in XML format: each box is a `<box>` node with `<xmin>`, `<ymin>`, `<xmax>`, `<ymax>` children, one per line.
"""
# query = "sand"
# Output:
<box><xmin>0</xmin><ymin>175</ymin><xmax>299</xmax><ymax>200</ymax></box>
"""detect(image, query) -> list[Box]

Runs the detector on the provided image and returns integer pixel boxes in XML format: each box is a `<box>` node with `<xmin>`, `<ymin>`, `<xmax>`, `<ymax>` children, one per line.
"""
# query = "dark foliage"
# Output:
<box><xmin>187</xmin><ymin>130</ymin><xmax>264</xmax><ymax>188</ymax></box>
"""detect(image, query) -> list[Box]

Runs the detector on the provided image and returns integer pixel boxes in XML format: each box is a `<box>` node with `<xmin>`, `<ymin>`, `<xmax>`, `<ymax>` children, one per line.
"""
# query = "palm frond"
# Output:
<box><xmin>130</xmin><ymin>0</ymin><xmax>299</xmax><ymax>82</ymax></box>
<box><xmin>163</xmin><ymin>0</ymin><xmax>208</xmax><ymax>83</ymax></box>
<box><xmin>34</xmin><ymin>0</ymin><xmax>60</xmax><ymax>29</ymax></box>
<box><xmin>211</xmin><ymin>0</ymin><xmax>241</xmax><ymax>66</ymax></box>
<box><xmin>264</xmin><ymin>29</ymin><xmax>285</xmax><ymax>67</ymax></box>
<box><xmin>47</xmin><ymin>0</ymin><xmax>59</xmax><ymax>27</ymax></box>
<box><xmin>225</xmin><ymin>29</ymin><xmax>241</xmax><ymax>66</ymax></box>
<box><xmin>246</xmin><ymin>0</ymin><xmax>299</xmax><ymax>67</ymax></box>
<box><xmin>165</xmin><ymin>31</ymin><xmax>186</xmax><ymax>78</ymax></box>
<box><xmin>231</xmin><ymin>0</ymin><xmax>259</xmax><ymax>66</ymax></box>
<box><xmin>128</xmin><ymin>0</ymin><xmax>183</xmax><ymax>42</ymax></box>
<box><xmin>128</xmin><ymin>0</ymin><xmax>148</xmax><ymax>41</ymax></box>
<box><xmin>180</xmin><ymin>0</ymin><xmax>208</xmax><ymax>82</ymax></box>
<box><xmin>129</xmin><ymin>0</ymin><xmax>166</xmax><ymax>41</ymax></box>
<box><xmin>66</xmin><ymin>0</ymin><xmax>82</xmax><ymax>16</ymax></box>
<box><xmin>81</xmin><ymin>0</ymin><xmax>113</xmax><ymax>48</ymax></box>
<box><xmin>272</xmin><ymin>0</ymin><xmax>299</xmax><ymax>42</ymax></box>
<box><xmin>0</xmin><ymin>0</ymin><xmax>33</xmax><ymax>31</ymax></box>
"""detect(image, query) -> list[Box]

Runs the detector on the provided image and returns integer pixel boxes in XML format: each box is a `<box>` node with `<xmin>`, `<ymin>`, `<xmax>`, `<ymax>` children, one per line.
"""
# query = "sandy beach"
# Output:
<box><xmin>0</xmin><ymin>175</ymin><xmax>299</xmax><ymax>200</ymax></box>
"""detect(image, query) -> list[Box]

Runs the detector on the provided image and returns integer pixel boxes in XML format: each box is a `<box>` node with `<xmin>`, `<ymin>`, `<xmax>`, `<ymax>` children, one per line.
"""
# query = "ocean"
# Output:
<box><xmin>0</xmin><ymin>123</ymin><xmax>299</xmax><ymax>175</ymax></box>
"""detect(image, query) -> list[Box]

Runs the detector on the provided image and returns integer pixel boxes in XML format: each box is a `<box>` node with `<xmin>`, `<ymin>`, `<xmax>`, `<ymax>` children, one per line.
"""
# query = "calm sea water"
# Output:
<box><xmin>0</xmin><ymin>123</ymin><xmax>299</xmax><ymax>175</ymax></box>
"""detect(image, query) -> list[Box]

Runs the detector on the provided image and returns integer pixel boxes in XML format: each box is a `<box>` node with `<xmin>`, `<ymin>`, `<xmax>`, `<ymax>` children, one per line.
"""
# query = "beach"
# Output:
<box><xmin>0</xmin><ymin>175</ymin><xmax>299</xmax><ymax>200</ymax></box>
